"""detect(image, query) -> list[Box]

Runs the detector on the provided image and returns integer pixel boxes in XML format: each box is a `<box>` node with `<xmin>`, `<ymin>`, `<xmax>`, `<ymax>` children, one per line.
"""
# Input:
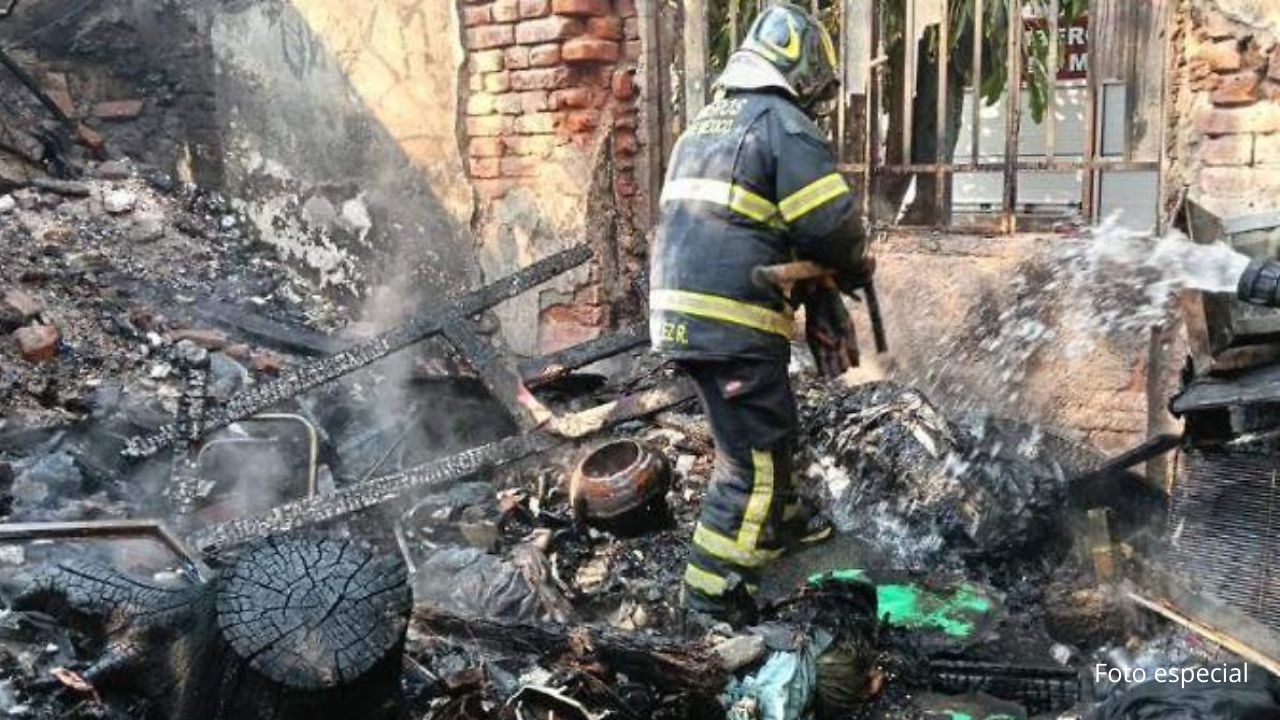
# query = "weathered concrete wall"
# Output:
<box><xmin>866</xmin><ymin>233</ymin><xmax>1161</xmax><ymax>455</ymax></box>
<box><xmin>209</xmin><ymin>0</ymin><xmax>477</xmax><ymax>310</ymax></box>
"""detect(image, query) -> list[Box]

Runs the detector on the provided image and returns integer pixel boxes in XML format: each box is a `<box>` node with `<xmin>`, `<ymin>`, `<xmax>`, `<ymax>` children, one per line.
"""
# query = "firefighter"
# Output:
<box><xmin>649</xmin><ymin>2</ymin><xmax>873</xmax><ymax>625</ymax></box>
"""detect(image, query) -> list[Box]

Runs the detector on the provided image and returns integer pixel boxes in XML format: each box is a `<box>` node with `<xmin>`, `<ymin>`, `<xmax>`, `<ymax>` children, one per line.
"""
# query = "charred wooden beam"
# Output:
<box><xmin>442</xmin><ymin>319</ymin><xmax>547</xmax><ymax>432</ymax></box>
<box><xmin>518</xmin><ymin>328</ymin><xmax>650</xmax><ymax>388</ymax></box>
<box><xmin>413</xmin><ymin>608</ymin><xmax>725</xmax><ymax>712</ymax></box>
<box><xmin>123</xmin><ymin>246</ymin><xmax>593</xmax><ymax>458</ymax></box>
<box><xmin>16</xmin><ymin>535</ymin><xmax>411</xmax><ymax>720</ymax></box>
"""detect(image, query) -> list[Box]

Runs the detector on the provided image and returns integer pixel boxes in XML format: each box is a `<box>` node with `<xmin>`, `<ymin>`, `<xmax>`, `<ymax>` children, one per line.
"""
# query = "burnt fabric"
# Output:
<box><xmin>649</xmin><ymin>88</ymin><xmax>867</xmax><ymax>362</ymax></box>
<box><xmin>678</xmin><ymin>359</ymin><xmax>801</xmax><ymax>613</ymax></box>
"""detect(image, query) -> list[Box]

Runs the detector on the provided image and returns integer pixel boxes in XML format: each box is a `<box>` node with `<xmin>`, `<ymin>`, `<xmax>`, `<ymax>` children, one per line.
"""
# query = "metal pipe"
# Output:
<box><xmin>0</xmin><ymin>520</ymin><xmax>212</xmax><ymax>582</ymax></box>
<box><xmin>1000</xmin><ymin>0</ymin><xmax>1022</xmax><ymax>234</ymax></box>
<box><xmin>838</xmin><ymin>158</ymin><xmax>1160</xmax><ymax>173</ymax></box>
<box><xmin>902</xmin><ymin>0</ymin><xmax>916</xmax><ymax>172</ymax></box>
<box><xmin>970</xmin><ymin>0</ymin><xmax>982</xmax><ymax>166</ymax></box>
<box><xmin>1081</xmin><ymin>8</ymin><xmax>1100</xmax><ymax>224</ymax></box>
<box><xmin>935</xmin><ymin>0</ymin><xmax>950</xmax><ymax>226</ymax></box>
<box><xmin>1045</xmin><ymin>0</ymin><xmax>1059</xmax><ymax>162</ymax></box>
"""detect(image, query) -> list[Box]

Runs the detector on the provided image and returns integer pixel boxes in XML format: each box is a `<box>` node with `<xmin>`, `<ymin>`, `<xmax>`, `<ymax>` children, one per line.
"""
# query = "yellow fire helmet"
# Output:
<box><xmin>721</xmin><ymin>2</ymin><xmax>839</xmax><ymax>112</ymax></box>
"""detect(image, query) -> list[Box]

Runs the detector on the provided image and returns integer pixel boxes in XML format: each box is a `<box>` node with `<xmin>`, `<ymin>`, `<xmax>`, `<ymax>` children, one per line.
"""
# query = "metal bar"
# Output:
<box><xmin>0</xmin><ymin>520</ymin><xmax>211</xmax><ymax>581</ymax></box>
<box><xmin>865</xmin><ymin>0</ymin><xmax>882</xmax><ymax>219</ymax></box>
<box><xmin>970</xmin><ymin>0</ymin><xmax>982</xmax><ymax>166</ymax></box>
<box><xmin>1127</xmin><ymin>593</ymin><xmax>1280</xmax><ymax>677</ymax></box>
<box><xmin>1081</xmin><ymin>7</ymin><xmax>1100</xmax><ymax>223</ymax></box>
<box><xmin>1001</xmin><ymin>0</ymin><xmax>1022</xmax><ymax>234</ymax></box>
<box><xmin>684</xmin><ymin>0</ymin><xmax>709</xmax><ymax>119</ymax></box>
<box><xmin>835</xmin><ymin>0</ymin><xmax>848</xmax><ymax>163</ymax></box>
<box><xmin>518</xmin><ymin>327</ymin><xmax>650</xmax><ymax>387</ymax></box>
<box><xmin>902</xmin><ymin>0</ymin><xmax>916</xmax><ymax>169</ymax></box>
<box><xmin>122</xmin><ymin>245</ymin><xmax>593</xmax><ymax>458</ymax></box>
<box><xmin>935</xmin><ymin>0</ymin><xmax>950</xmax><ymax>226</ymax></box>
<box><xmin>1045</xmin><ymin>0</ymin><xmax>1059</xmax><ymax>162</ymax></box>
<box><xmin>840</xmin><ymin>158</ymin><xmax>1160</xmax><ymax>173</ymax></box>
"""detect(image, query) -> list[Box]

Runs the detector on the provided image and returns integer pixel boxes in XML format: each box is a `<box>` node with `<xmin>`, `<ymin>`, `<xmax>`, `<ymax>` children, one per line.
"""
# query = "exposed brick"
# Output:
<box><xmin>1198</xmin><ymin>167</ymin><xmax>1280</xmax><ymax>208</ymax></box>
<box><xmin>516</xmin><ymin>16</ymin><xmax>582</xmax><ymax>44</ymax></box>
<box><xmin>484</xmin><ymin>71</ymin><xmax>513</xmax><ymax>93</ymax></box>
<box><xmin>551</xmin><ymin>0</ymin><xmax>610</xmax><ymax>15</ymax></box>
<box><xmin>529</xmin><ymin>43</ymin><xmax>562</xmax><ymax>66</ymax></box>
<box><xmin>1200</xmin><ymin>10</ymin><xmax>1238</xmax><ymax>40</ymax></box>
<box><xmin>466</xmin><ymin>93</ymin><xmax>498</xmax><ymax>115</ymax></box>
<box><xmin>565</xmin><ymin>109</ymin><xmax>601</xmax><ymax>132</ymax></box>
<box><xmin>516</xmin><ymin>112</ymin><xmax>559</xmax><ymax>134</ymax></box>
<box><xmin>1213</xmin><ymin>72</ymin><xmax>1261</xmax><ymax>106</ymax></box>
<box><xmin>92</xmin><ymin>99</ymin><xmax>144</xmax><ymax>120</ymax></box>
<box><xmin>520</xmin><ymin>90</ymin><xmax>551</xmax><ymax>112</ymax></box>
<box><xmin>505</xmin><ymin>135</ymin><xmax>557</xmax><ymax>157</ymax></box>
<box><xmin>467</xmin><ymin>24</ymin><xmax>515</xmax><ymax>50</ymax></box>
<box><xmin>504</xmin><ymin>45</ymin><xmax>531</xmax><ymax>69</ymax></box>
<box><xmin>624</xmin><ymin>17</ymin><xmax>640</xmax><ymax>40</ymax></box>
<box><xmin>1256</xmin><ymin>133</ymin><xmax>1280</xmax><ymax>164</ymax></box>
<box><xmin>470</xmin><ymin>137</ymin><xmax>506</xmax><ymax>158</ymax></box>
<box><xmin>463</xmin><ymin>4</ymin><xmax>492</xmax><ymax>26</ymax></box>
<box><xmin>614</xmin><ymin>173</ymin><xmax>637</xmax><ymax>197</ymax></box>
<box><xmin>587</xmin><ymin>16</ymin><xmax>623</xmax><ymax>40</ymax></box>
<box><xmin>616</xmin><ymin>0</ymin><xmax>637</xmax><ymax>16</ymax></box>
<box><xmin>615</xmin><ymin>129</ymin><xmax>639</xmax><ymax>156</ymax></box>
<box><xmin>511</xmin><ymin>67</ymin><xmax>573</xmax><ymax>91</ymax></box>
<box><xmin>495</xmin><ymin>93</ymin><xmax>523</xmax><ymax>114</ymax></box>
<box><xmin>471</xmin><ymin>49</ymin><xmax>505</xmax><ymax>73</ymax></box>
<box><xmin>475</xmin><ymin>179</ymin><xmax>516</xmax><ymax>200</ymax></box>
<box><xmin>1201</xmin><ymin>134</ymin><xmax>1254</xmax><ymax>165</ymax></box>
<box><xmin>519</xmin><ymin>0</ymin><xmax>551</xmax><ymax>17</ymax></box>
<box><xmin>1197</xmin><ymin>104</ymin><xmax>1280</xmax><ymax>135</ymax></box>
<box><xmin>563</xmin><ymin>37</ymin><xmax>618</xmax><ymax>63</ymax></box>
<box><xmin>493</xmin><ymin>0</ymin><xmax>521</xmax><ymax>22</ymax></box>
<box><xmin>624</xmin><ymin>40</ymin><xmax>642</xmax><ymax>61</ymax></box>
<box><xmin>552</xmin><ymin>87</ymin><xmax>596</xmax><ymax>109</ymax></box>
<box><xmin>1197</xmin><ymin>39</ymin><xmax>1242</xmax><ymax>73</ymax></box>
<box><xmin>468</xmin><ymin>73</ymin><xmax>485</xmax><ymax>92</ymax></box>
<box><xmin>467</xmin><ymin>115</ymin><xmax>515</xmax><ymax>136</ymax></box>
<box><xmin>471</xmin><ymin>157</ymin><xmax>503</xmax><ymax>179</ymax></box>
<box><xmin>612</xmin><ymin>68</ymin><xmax>635</xmax><ymax>99</ymax></box>
<box><xmin>501</xmin><ymin>156</ymin><xmax>540</xmax><ymax>177</ymax></box>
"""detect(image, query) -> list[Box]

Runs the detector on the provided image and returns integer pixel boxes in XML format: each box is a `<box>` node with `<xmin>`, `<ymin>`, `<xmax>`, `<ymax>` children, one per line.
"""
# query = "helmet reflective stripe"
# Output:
<box><xmin>734</xmin><ymin>2</ymin><xmax>838</xmax><ymax>113</ymax></box>
<box><xmin>817</xmin><ymin>22</ymin><xmax>837</xmax><ymax>70</ymax></box>
<box><xmin>759</xmin><ymin>13</ymin><xmax>802</xmax><ymax>62</ymax></box>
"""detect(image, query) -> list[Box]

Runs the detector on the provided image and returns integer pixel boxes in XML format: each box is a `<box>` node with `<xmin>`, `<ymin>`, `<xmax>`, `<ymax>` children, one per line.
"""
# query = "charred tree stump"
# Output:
<box><xmin>17</xmin><ymin>535</ymin><xmax>411</xmax><ymax>720</ymax></box>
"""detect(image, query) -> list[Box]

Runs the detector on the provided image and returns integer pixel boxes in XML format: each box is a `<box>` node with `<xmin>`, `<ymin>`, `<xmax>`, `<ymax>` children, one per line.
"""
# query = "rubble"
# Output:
<box><xmin>11</xmin><ymin>324</ymin><xmax>58</xmax><ymax>362</ymax></box>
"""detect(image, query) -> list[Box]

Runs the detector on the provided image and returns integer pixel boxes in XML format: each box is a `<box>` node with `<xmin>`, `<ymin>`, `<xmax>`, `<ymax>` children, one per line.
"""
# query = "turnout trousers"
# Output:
<box><xmin>678</xmin><ymin>358</ymin><xmax>800</xmax><ymax>615</ymax></box>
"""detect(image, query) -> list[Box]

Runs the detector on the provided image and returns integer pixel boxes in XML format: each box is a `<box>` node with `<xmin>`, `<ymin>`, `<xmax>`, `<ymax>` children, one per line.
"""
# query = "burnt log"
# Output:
<box><xmin>17</xmin><ymin>535</ymin><xmax>411</xmax><ymax>720</ymax></box>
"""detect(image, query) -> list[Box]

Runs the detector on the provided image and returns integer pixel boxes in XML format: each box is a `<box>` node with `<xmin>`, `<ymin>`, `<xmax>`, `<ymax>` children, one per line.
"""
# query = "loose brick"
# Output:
<box><xmin>1213</xmin><ymin>72</ymin><xmax>1261</xmax><ymax>106</ymax></box>
<box><xmin>519</xmin><ymin>0</ymin><xmax>551</xmax><ymax>18</ymax></box>
<box><xmin>552</xmin><ymin>87</ymin><xmax>596</xmax><ymax>109</ymax></box>
<box><xmin>1201</xmin><ymin>10</ymin><xmax>1238</xmax><ymax>40</ymax></box>
<box><xmin>463</xmin><ymin>4</ymin><xmax>493</xmax><ymax>26</ymax></box>
<box><xmin>1256</xmin><ymin>133</ymin><xmax>1280</xmax><ymax>164</ymax></box>
<box><xmin>612</xmin><ymin>68</ymin><xmax>635</xmax><ymax>99</ymax></box>
<box><xmin>467</xmin><ymin>24</ymin><xmax>515</xmax><ymax>50</ymax></box>
<box><xmin>495</xmin><ymin>93</ymin><xmax>523</xmax><ymax>114</ymax></box>
<box><xmin>1201</xmin><ymin>134</ymin><xmax>1254</xmax><ymax>165</ymax></box>
<box><xmin>493</xmin><ymin>0</ymin><xmax>521</xmax><ymax>22</ymax></box>
<box><xmin>551</xmin><ymin>0</ymin><xmax>610</xmax><ymax>15</ymax></box>
<box><xmin>505</xmin><ymin>45</ymin><xmax>531</xmax><ymax>69</ymax></box>
<box><xmin>516</xmin><ymin>16</ymin><xmax>582</xmax><ymax>44</ymax></box>
<box><xmin>485</xmin><ymin>71</ymin><xmax>513</xmax><ymax>93</ymax></box>
<box><xmin>520</xmin><ymin>90</ymin><xmax>551</xmax><ymax>112</ymax></box>
<box><xmin>92</xmin><ymin>99</ymin><xmax>144</xmax><ymax>120</ymax></box>
<box><xmin>565</xmin><ymin>109</ymin><xmax>601</xmax><ymax>133</ymax></box>
<box><xmin>12</xmin><ymin>324</ymin><xmax>58</xmax><ymax>362</ymax></box>
<box><xmin>563</xmin><ymin>37</ymin><xmax>619</xmax><ymax>63</ymax></box>
<box><xmin>471</xmin><ymin>49</ymin><xmax>505</xmax><ymax>73</ymax></box>
<box><xmin>76</xmin><ymin>123</ymin><xmax>105</xmax><ymax>150</ymax></box>
<box><xmin>616</xmin><ymin>0</ymin><xmax>637</xmax><ymax>17</ymax></box>
<box><xmin>501</xmin><ymin>156</ymin><xmax>540</xmax><ymax>177</ymax></box>
<box><xmin>471</xmin><ymin>157</ymin><xmax>503</xmax><ymax>179</ymax></box>
<box><xmin>1197</xmin><ymin>104</ymin><xmax>1280</xmax><ymax>135</ymax></box>
<box><xmin>516</xmin><ymin>112</ymin><xmax>559</xmax><ymax>134</ymax></box>
<box><xmin>470</xmin><ymin>137</ymin><xmax>506</xmax><ymax>158</ymax></box>
<box><xmin>466</xmin><ymin>93</ymin><xmax>498</xmax><ymax>115</ymax></box>
<box><xmin>587</xmin><ymin>16</ymin><xmax>623</xmax><ymax>40</ymax></box>
<box><xmin>1197</xmin><ymin>39</ymin><xmax>1242</xmax><ymax>73</ymax></box>
<box><xmin>506</xmin><ymin>135</ymin><xmax>557</xmax><ymax>157</ymax></box>
<box><xmin>511</xmin><ymin>67</ymin><xmax>572</xmax><ymax>91</ymax></box>
<box><xmin>530</xmin><ymin>43</ymin><xmax>562</xmax><ymax>66</ymax></box>
<box><xmin>467</xmin><ymin>115</ymin><xmax>515</xmax><ymax>136</ymax></box>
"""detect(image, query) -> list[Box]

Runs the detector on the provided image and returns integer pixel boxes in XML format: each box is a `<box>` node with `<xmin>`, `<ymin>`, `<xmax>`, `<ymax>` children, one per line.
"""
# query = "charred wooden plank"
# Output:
<box><xmin>442</xmin><ymin>320</ymin><xmax>545</xmax><ymax>432</ymax></box>
<box><xmin>16</xmin><ymin>535</ymin><xmax>411</xmax><ymax>720</ymax></box>
<box><xmin>123</xmin><ymin>246</ymin><xmax>592</xmax><ymax>458</ymax></box>
<box><xmin>518</xmin><ymin>328</ymin><xmax>650</xmax><ymax>388</ymax></box>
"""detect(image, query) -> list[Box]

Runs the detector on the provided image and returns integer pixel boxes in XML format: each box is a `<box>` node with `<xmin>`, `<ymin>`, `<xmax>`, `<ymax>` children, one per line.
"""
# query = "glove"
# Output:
<box><xmin>796</xmin><ymin>280</ymin><xmax>860</xmax><ymax>378</ymax></box>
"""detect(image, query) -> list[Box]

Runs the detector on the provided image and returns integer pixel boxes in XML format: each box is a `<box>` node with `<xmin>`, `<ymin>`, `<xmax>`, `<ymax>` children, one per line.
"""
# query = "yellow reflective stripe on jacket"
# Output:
<box><xmin>661</xmin><ymin>178</ymin><xmax>785</xmax><ymax>229</ymax></box>
<box><xmin>683</xmin><ymin>563</ymin><xmax>728</xmax><ymax>595</ymax></box>
<box><xmin>651</xmin><ymin>289</ymin><xmax>793</xmax><ymax>338</ymax></box>
<box><xmin>778</xmin><ymin>172</ymin><xmax>850</xmax><ymax>222</ymax></box>
<box><xmin>692</xmin><ymin>523</ymin><xmax>783</xmax><ymax>568</ymax></box>
<box><xmin>736</xmin><ymin>449</ymin><xmax>775</xmax><ymax>552</ymax></box>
